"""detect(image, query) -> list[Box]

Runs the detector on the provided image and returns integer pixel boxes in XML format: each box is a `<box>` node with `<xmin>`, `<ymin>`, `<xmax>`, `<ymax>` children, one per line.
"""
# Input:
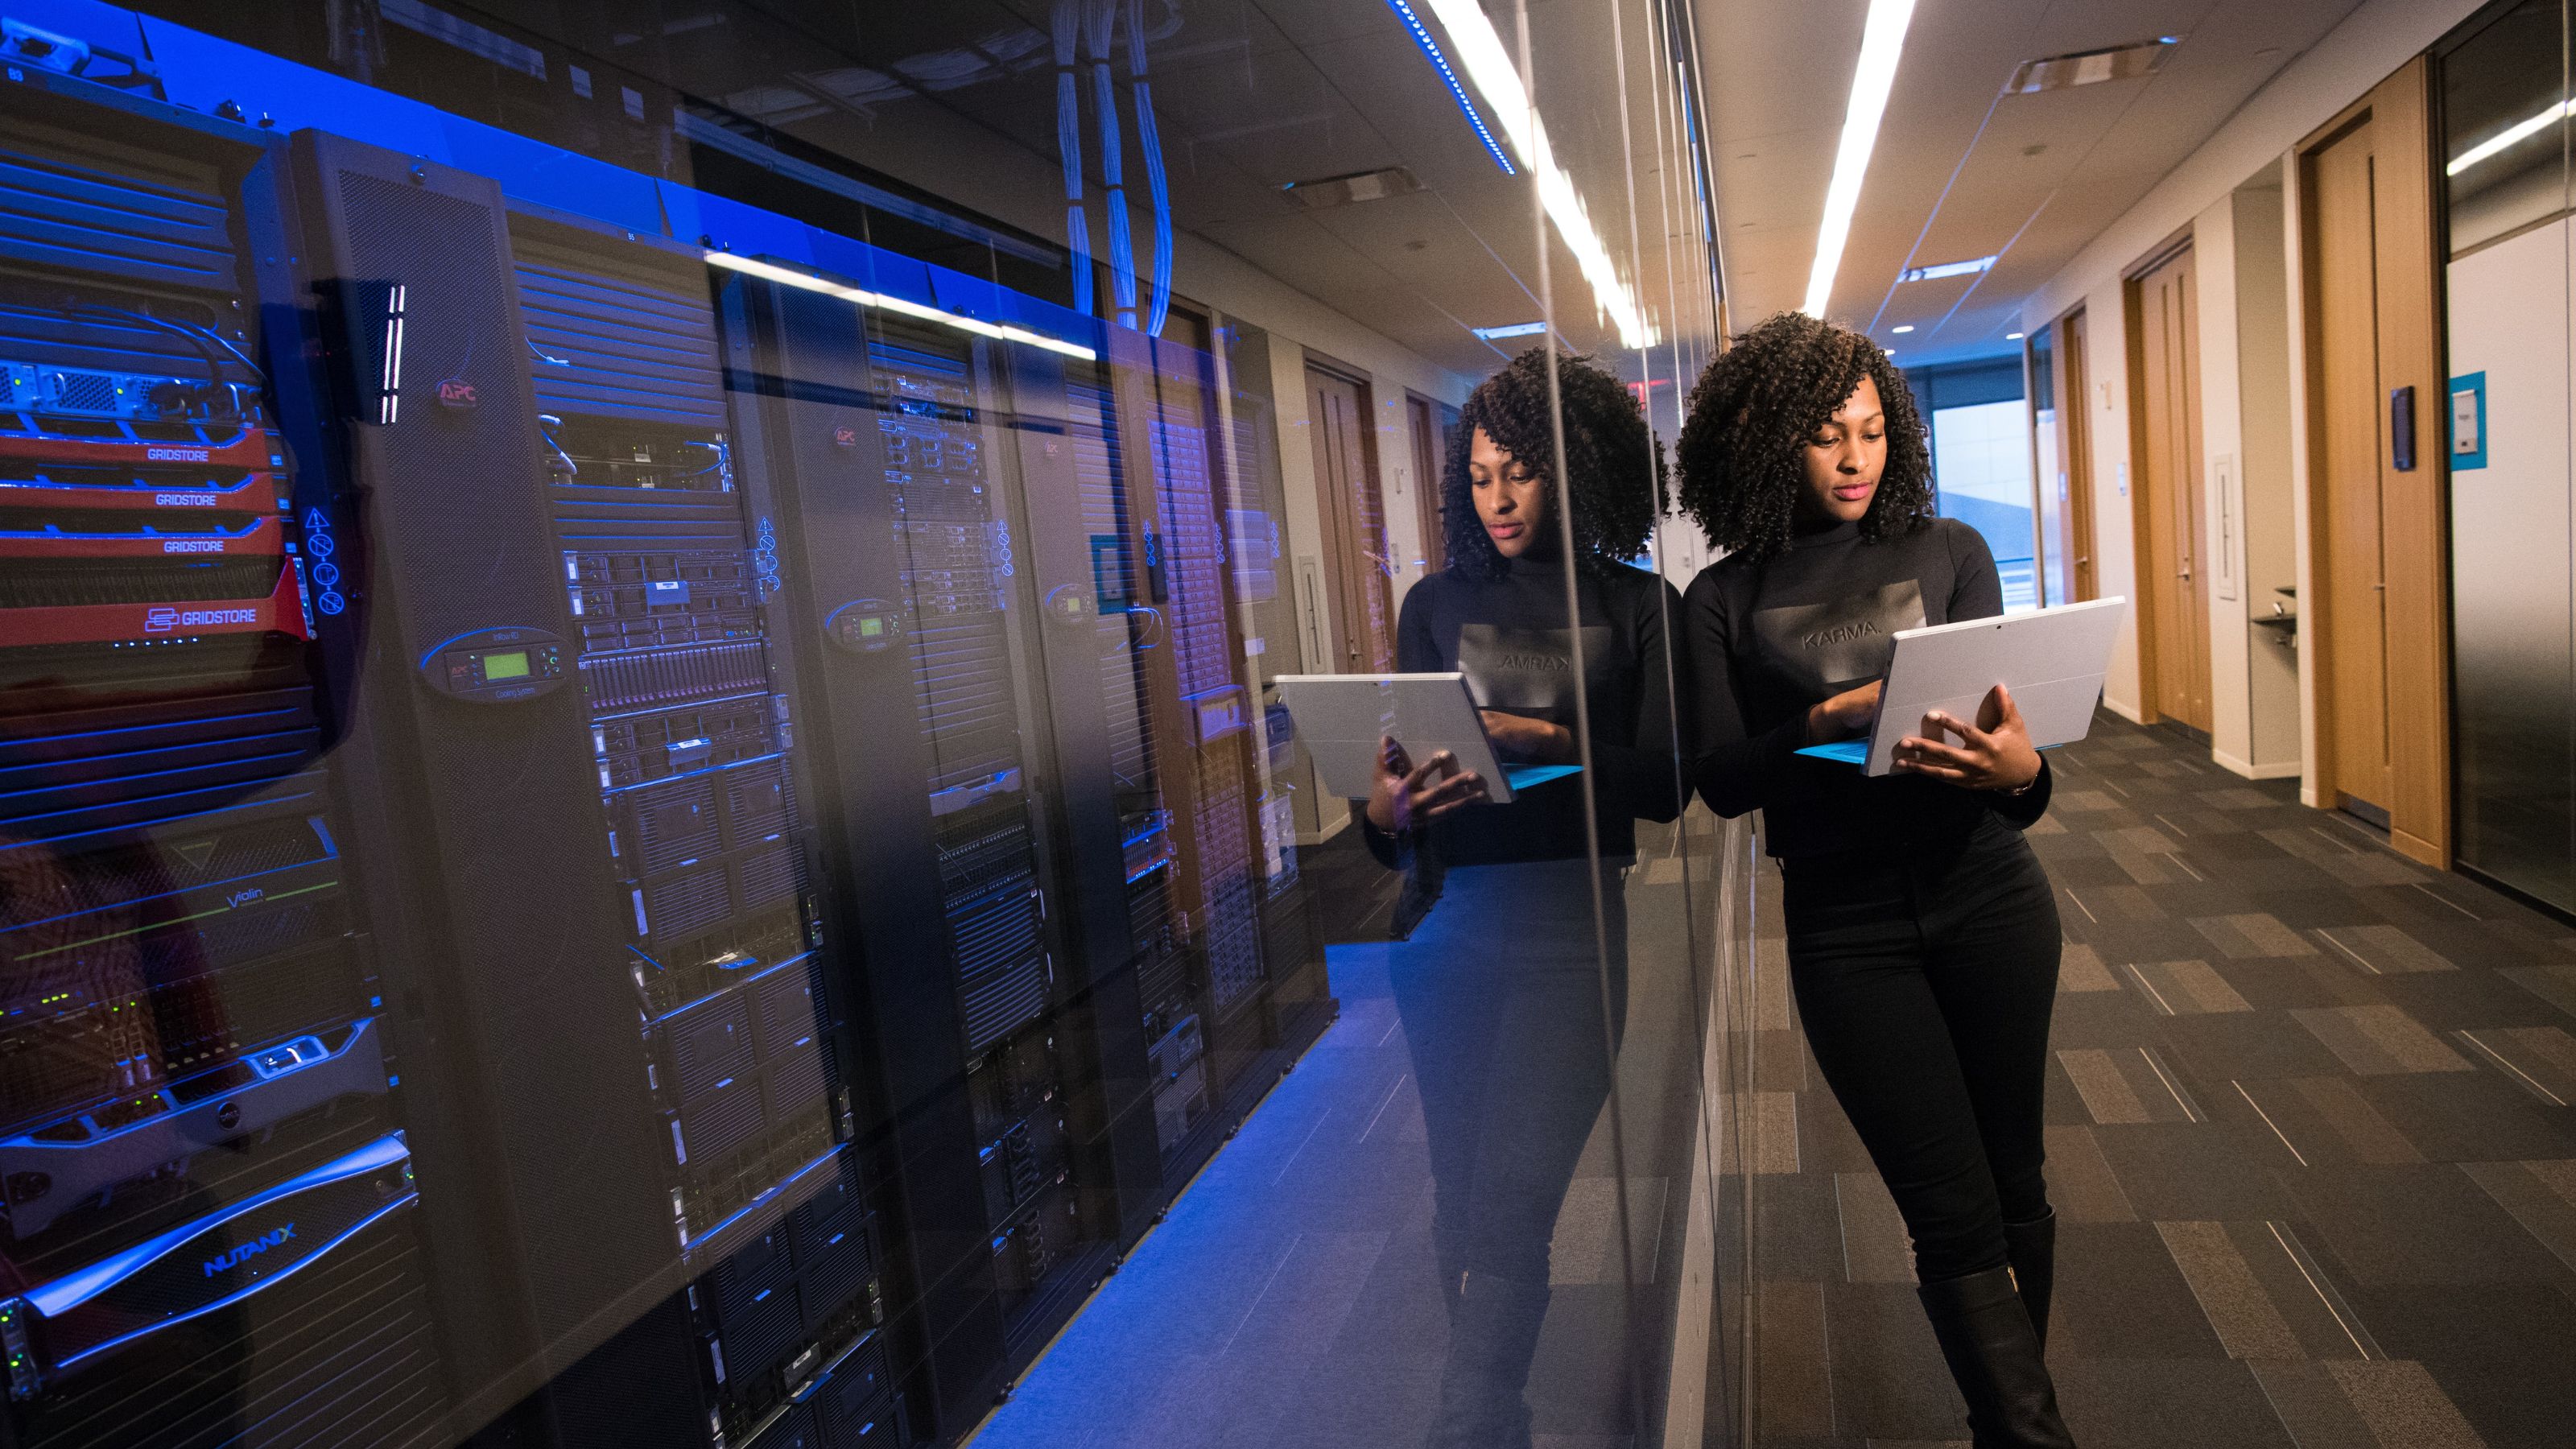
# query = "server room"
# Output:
<box><xmin>11</xmin><ymin>2</ymin><xmax>2576</xmax><ymax>1448</ymax></box>
<box><xmin>0</xmin><ymin>2</ymin><xmax>1744</xmax><ymax>1447</ymax></box>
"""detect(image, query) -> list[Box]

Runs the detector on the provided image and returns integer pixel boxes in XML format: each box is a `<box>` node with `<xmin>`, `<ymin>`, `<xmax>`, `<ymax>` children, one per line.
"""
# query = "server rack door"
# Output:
<box><xmin>1055</xmin><ymin>357</ymin><xmax>1200</xmax><ymax>1137</ymax></box>
<box><xmin>1100</xmin><ymin>325</ymin><xmax>1277</xmax><ymax>1123</ymax></box>
<box><xmin>286</xmin><ymin>131</ymin><xmax>686</xmax><ymax>1425</ymax></box>
<box><xmin>721</xmin><ymin>277</ymin><xmax>1006</xmax><ymax>1435</ymax></box>
<box><xmin>501</xmin><ymin>216</ymin><xmax>896</xmax><ymax>1447</ymax></box>
<box><xmin>980</xmin><ymin>348</ymin><xmax>1162</xmax><ymax>1248</ymax></box>
<box><xmin>0</xmin><ymin>80</ymin><xmax>448</xmax><ymax>1449</ymax></box>
<box><xmin>725</xmin><ymin>273</ymin><xmax>1138</xmax><ymax>1432</ymax></box>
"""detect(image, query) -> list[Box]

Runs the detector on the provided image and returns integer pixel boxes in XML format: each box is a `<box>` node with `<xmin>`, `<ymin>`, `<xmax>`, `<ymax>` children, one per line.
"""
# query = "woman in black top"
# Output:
<box><xmin>1360</xmin><ymin>349</ymin><xmax>1682</xmax><ymax>1449</ymax></box>
<box><xmin>1678</xmin><ymin>314</ymin><xmax>2074</xmax><ymax>1448</ymax></box>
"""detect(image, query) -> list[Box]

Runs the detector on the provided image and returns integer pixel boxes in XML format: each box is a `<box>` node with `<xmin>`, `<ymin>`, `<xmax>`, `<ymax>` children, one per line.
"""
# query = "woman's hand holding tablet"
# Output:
<box><xmin>1891</xmin><ymin>683</ymin><xmax>2044</xmax><ymax>793</ymax></box>
<box><xmin>1364</xmin><ymin>735</ymin><xmax>1492</xmax><ymax>832</ymax></box>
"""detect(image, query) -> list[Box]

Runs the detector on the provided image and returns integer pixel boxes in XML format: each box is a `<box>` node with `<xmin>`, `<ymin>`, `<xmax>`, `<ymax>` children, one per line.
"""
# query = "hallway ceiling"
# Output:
<box><xmin>497</xmin><ymin>0</ymin><xmax>1705</xmax><ymax>382</ymax></box>
<box><xmin>1695</xmin><ymin>0</ymin><xmax>2370</xmax><ymax>366</ymax></box>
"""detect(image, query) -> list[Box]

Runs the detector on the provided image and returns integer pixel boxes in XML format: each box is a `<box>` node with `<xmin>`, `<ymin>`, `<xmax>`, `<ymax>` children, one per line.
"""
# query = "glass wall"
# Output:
<box><xmin>0</xmin><ymin>3</ymin><xmax>1759</xmax><ymax>1449</ymax></box>
<box><xmin>2440</xmin><ymin>0</ymin><xmax>2576</xmax><ymax>914</ymax></box>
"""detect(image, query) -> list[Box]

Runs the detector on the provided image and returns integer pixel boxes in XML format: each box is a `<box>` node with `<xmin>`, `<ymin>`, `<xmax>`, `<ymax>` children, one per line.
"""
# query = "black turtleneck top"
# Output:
<box><xmin>1683</xmin><ymin>516</ymin><xmax>2051</xmax><ymax>858</ymax></box>
<box><xmin>1363</xmin><ymin>551</ymin><xmax>1685</xmax><ymax>867</ymax></box>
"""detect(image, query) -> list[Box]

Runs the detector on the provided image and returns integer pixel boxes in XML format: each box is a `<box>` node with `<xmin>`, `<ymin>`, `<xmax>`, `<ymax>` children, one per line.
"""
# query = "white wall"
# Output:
<box><xmin>2194</xmin><ymin>191</ymin><xmax>2256</xmax><ymax>768</ymax></box>
<box><xmin>2025</xmin><ymin>0</ymin><xmax>2488</xmax><ymax>759</ymax></box>
<box><xmin>2233</xmin><ymin>178</ymin><xmax>2303</xmax><ymax>773</ymax></box>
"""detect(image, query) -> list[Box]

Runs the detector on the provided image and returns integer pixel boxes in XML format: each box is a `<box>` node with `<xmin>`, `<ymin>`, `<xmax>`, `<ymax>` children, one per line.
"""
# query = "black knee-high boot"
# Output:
<box><xmin>1423</xmin><ymin>1272</ymin><xmax>1546</xmax><ymax>1449</ymax></box>
<box><xmin>2004</xmin><ymin>1211</ymin><xmax>2057</xmax><ymax>1351</ymax></box>
<box><xmin>1917</xmin><ymin>1267</ymin><xmax>2075</xmax><ymax>1448</ymax></box>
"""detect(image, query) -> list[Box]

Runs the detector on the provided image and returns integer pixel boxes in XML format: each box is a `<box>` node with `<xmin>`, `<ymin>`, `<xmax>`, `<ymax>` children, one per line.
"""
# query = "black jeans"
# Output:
<box><xmin>1390</xmin><ymin>858</ymin><xmax>1628</xmax><ymax>1438</ymax></box>
<box><xmin>1780</xmin><ymin>818</ymin><xmax>2060</xmax><ymax>1283</ymax></box>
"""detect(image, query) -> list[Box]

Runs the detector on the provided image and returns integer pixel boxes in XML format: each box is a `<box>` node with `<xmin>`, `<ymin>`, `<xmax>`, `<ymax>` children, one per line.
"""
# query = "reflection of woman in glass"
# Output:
<box><xmin>1678</xmin><ymin>313</ymin><xmax>2072</xmax><ymax>1447</ymax></box>
<box><xmin>1360</xmin><ymin>349</ymin><xmax>1682</xmax><ymax>1449</ymax></box>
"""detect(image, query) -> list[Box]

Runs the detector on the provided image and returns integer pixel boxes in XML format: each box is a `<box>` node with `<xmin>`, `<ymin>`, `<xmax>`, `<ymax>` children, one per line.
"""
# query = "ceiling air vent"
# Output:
<box><xmin>1282</xmin><ymin>167</ymin><xmax>1424</xmax><ymax>209</ymax></box>
<box><xmin>2004</xmin><ymin>38</ymin><xmax>2177</xmax><ymax>94</ymax></box>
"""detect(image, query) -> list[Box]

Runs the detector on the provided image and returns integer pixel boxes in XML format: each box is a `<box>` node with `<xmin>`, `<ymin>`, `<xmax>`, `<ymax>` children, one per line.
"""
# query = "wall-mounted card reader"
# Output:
<box><xmin>418</xmin><ymin>625</ymin><xmax>567</xmax><ymax>702</ymax></box>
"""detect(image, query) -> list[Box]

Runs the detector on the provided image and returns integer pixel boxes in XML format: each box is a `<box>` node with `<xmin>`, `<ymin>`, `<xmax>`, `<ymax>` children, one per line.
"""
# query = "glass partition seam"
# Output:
<box><xmin>1510</xmin><ymin>4</ymin><xmax>1656</xmax><ymax>1441</ymax></box>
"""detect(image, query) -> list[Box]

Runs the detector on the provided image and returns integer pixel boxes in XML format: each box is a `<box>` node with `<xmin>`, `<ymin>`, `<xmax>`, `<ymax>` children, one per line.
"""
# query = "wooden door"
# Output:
<box><xmin>2307</xmin><ymin>118</ymin><xmax>2396</xmax><ymax>817</ymax></box>
<box><xmin>1406</xmin><ymin>392</ymin><xmax>1448</xmax><ymax>575</ymax></box>
<box><xmin>2130</xmin><ymin>247</ymin><xmax>2214</xmax><ymax>731</ymax></box>
<box><xmin>1307</xmin><ymin>365</ymin><xmax>1393</xmax><ymax>671</ymax></box>
<box><xmin>2059</xmin><ymin>311</ymin><xmax>2099</xmax><ymax>602</ymax></box>
<box><xmin>2295</xmin><ymin>60</ymin><xmax>2445</xmax><ymax>861</ymax></box>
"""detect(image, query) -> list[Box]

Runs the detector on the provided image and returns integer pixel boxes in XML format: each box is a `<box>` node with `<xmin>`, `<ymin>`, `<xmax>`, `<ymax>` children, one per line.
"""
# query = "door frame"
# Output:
<box><xmin>2123</xmin><ymin>233</ymin><xmax>2214</xmax><ymax>731</ymax></box>
<box><xmin>2293</xmin><ymin>60</ymin><xmax>2450</xmax><ymax>865</ymax></box>
<box><xmin>1404</xmin><ymin>390</ymin><xmax>1454</xmax><ymax>576</ymax></box>
<box><xmin>2054</xmin><ymin>306</ymin><xmax>2099</xmax><ymax>605</ymax></box>
<box><xmin>1302</xmin><ymin>351</ymin><xmax>1389</xmax><ymax>673</ymax></box>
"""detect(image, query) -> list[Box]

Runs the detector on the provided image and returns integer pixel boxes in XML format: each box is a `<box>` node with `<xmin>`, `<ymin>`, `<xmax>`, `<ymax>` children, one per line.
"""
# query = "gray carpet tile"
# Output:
<box><xmin>970</xmin><ymin>716</ymin><xmax>2576</xmax><ymax>1447</ymax></box>
<box><xmin>1746</xmin><ymin>712</ymin><xmax>2574</xmax><ymax>1447</ymax></box>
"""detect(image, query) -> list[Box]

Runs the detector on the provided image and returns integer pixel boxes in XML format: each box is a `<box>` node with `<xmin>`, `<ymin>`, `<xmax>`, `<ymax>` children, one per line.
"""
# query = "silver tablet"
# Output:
<box><xmin>1274</xmin><ymin>672</ymin><xmax>1585</xmax><ymax>806</ymax></box>
<box><xmin>1799</xmin><ymin>597</ymin><xmax>2130</xmax><ymax>777</ymax></box>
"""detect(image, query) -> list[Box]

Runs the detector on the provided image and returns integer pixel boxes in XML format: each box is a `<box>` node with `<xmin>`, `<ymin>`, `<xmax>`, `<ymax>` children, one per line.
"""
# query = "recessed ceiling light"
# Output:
<box><xmin>1891</xmin><ymin>324</ymin><xmax>1914</xmax><ymax>334</ymax></box>
<box><xmin>2006</xmin><ymin>331</ymin><xmax>2025</xmax><ymax>340</ymax></box>
<box><xmin>1802</xmin><ymin>0</ymin><xmax>1919</xmax><ymax>316</ymax></box>
<box><xmin>1282</xmin><ymin>166</ymin><xmax>1425</xmax><ymax>209</ymax></box>
<box><xmin>1472</xmin><ymin>321</ymin><xmax>1550</xmax><ymax>340</ymax></box>
<box><xmin>2004</xmin><ymin>39</ymin><xmax>2176</xmax><ymax>94</ymax></box>
<box><xmin>1898</xmin><ymin>255</ymin><xmax>1996</xmax><ymax>284</ymax></box>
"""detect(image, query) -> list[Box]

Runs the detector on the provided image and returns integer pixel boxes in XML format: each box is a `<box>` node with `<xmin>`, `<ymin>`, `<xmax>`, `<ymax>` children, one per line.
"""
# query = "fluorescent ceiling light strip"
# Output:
<box><xmin>1418</xmin><ymin>0</ymin><xmax>1655</xmax><ymax>349</ymax></box>
<box><xmin>1802</xmin><ymin>0</ymin><xmax>1918</xmax><ymax>317</ymax></box>
<box><xmin>2449</xmin><ymin>101</ymin><xmax>2572</xmax><ymax>177</ymax></box>
<box><xmin>705</xmin><ymin>251</ymin><xmax>1098</xmax><ymax>360</ymax></box>
<box><xmin>1386</xmin><ymin>0</ymin><xmax>1514</xmax><ymax>175</ymax></box>
<box><xmin>1472</xmin><ymin>320</ymin><xmax>1550</xmax><ymax>340</ymax></box>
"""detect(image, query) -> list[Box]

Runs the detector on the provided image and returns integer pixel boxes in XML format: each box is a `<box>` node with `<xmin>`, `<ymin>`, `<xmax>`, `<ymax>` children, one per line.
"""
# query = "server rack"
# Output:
<box><xmin>1094</xmin><ymin>325</ymin><xmax>1328</xmax><ymax>1162</ymax></box>
<box><xmin>720</xmin><ymin>274</ymin><xmax>1151</xmax><ymax>1434</ymax></box>
<box><xmin>0</xmin><ymin>84</ymin><xmax>446</xmax><ymax>1449</ymax></box>
<box><xmin>1</xmin><ymin>38</ymin><xmax>1327</xmax><ymax>1449</ymax></box>
<box><xmin>503</xmin><ymin>218</ymin><xmax>896</xmax><ymax>1447</ymax></box>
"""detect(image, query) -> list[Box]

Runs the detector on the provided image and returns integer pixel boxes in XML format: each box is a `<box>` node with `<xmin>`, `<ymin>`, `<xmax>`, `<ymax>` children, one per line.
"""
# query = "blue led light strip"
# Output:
<box><xmin>1385</xmin><ymin>0</ymin><xmax>1515</xmax><ymax>175</ymax></box>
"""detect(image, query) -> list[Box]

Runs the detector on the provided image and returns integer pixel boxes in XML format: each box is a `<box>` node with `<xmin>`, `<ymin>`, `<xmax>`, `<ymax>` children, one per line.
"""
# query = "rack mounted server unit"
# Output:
<box><xmin>0</xmin><ymin>83</ymin><xmax>444</xmax><ymax>1449</ymax></box>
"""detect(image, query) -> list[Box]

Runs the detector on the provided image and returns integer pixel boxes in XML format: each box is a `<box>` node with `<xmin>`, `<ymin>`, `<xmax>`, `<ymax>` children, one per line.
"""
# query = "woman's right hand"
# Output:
<box><xmin>1806</xmin><ymin>679</ymin><xmax>1883</xmax><ymax>744</ymax></box>
<box><xmin>1364</xmin><ymin>736</ymin><xmax>1490</xmax><ymax>832</ymax></box>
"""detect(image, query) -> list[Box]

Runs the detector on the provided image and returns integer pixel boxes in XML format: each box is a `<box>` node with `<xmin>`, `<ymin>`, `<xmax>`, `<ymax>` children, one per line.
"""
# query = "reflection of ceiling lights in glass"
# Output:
<box><xmin>2006</xmin><ymin>331</ymin><xmax>2025</xmax><ymax>340</ymax></box>
<box><xmin>1804</xmin><ymin>0</ymin><xmax>1918</xmax><ymax>318</ymax></box>
<box><xmin>1413</xmin><ymin>0</ymin><xmax>1657</xmax><ymax>349</ymax></box>
<box><xmin>704</xmin><ymin>251</ymin><xmax>1099</xmax><ymax>361</ymax></box>
<box><xmin>1899</xmin><ymin>255</ymin><xmax>1995</xmax><ymax>283</ymax></box>
<box><xmin>1386</xmin><ymin>0</ymin><xmax>1515</xmax><ymax>175</ymax></box>
<box><xmin>2450</xmin><ymin>101</ymin><xmax>2573</xmax><ymax>177</ymax></box>
<box><xmin>1472</xmin><ymin>321</ymin><xmax>1550</xmax><ymax>340</ymax></box>
<box><xmin>1891</xmin><ymin>324</ymin><xmax>1914</xmax><ymax>334</ymax></box>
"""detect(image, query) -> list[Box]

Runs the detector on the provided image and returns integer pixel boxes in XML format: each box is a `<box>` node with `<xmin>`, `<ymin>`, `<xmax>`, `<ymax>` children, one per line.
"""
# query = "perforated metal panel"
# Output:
<box><xmin>513</xmin><ymin>237</ymin><xmax>726</xmax><ymax>427</ymax></box>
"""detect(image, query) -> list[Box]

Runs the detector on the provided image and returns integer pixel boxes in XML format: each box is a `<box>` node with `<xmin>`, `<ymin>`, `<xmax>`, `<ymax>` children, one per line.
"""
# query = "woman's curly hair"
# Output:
<box><xmin>1674</xmin><ymin>312</ymin><xmax>1934</xmax><ymax>559</ymax></box>
<box><xmin>1442</xmin><ymin>347</ymin><xmax>1660</xmax><ymax>580</ymax></box>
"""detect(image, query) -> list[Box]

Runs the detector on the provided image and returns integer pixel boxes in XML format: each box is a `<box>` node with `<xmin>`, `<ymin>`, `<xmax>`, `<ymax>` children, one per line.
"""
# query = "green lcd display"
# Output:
<box><xmin>482</xmin><ymin>650</ymin><xmax>531</xmax><ymax>680</ymax></box>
